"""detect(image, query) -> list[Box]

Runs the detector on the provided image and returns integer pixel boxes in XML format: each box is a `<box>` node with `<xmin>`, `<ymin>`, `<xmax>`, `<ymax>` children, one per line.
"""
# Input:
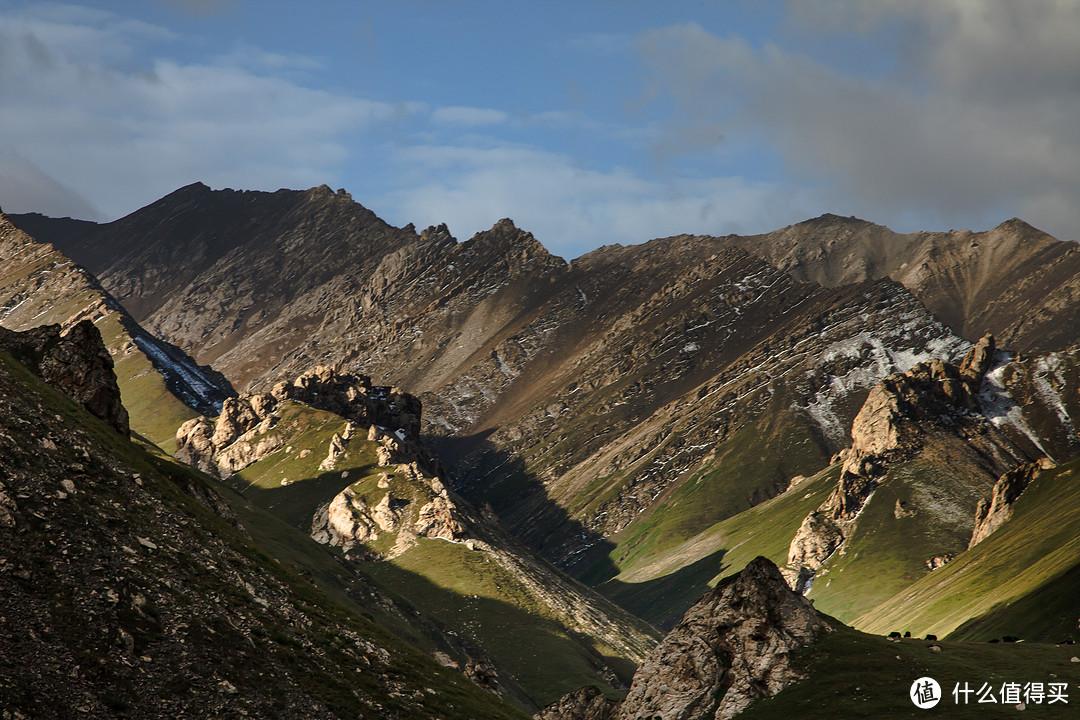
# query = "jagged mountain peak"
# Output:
<box><xmin>791</xmin><ymin>212</ymin><xmax>883</xmax><ymax>230</ymax></box>
<box><xmin>459</xmin><ymin>216</ymin><xmax>568</xmax><ymax>269</ymax></box>
<box><xmin>419</xmin><ymin>221</ymin><xmax>457</xmax><ymax>247</ymax></box>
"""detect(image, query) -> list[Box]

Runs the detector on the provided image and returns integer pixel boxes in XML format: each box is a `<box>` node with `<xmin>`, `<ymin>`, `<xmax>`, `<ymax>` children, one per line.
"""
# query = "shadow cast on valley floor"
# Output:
<box><xmin>595</xmin><ymin>548</ymin><xmax>730</xmax><ymax>632</ymax></box>
<box><xmin>429</xmin><ymin>431</ymin><xmax>621</xmax><ymax>586</ymax></box>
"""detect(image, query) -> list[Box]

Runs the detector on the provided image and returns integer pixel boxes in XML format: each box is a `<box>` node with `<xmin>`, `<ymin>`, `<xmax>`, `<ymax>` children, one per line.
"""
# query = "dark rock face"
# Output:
<box><xmin>557</xmin><ymin>557</ymin><xmax>825</xmax><ymax>720</ymax></box>
<box><xmin>0</xmin><ymin>320</ymin><xmax>129</xmax><ymax>436</ymax></box>
<box><xmin>539</xmin><ymin>557</ymin><xmax>829</xmax><ymax>720</ymax></box>
<box><xmin>535</xmin><ymin>686</ymin><xmax>620</xmax><ymax>720</ymax></box>
<box><xmin>969</xmin><ymin>458</ymin><xmax>1054</xmax><ymax>548</ymax></box>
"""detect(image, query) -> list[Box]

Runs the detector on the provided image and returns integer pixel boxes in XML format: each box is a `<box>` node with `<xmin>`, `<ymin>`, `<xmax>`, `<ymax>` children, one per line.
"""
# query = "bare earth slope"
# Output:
<box><xmin>736</xmin><ymin>213</ymin><xmax>1080</xmax><ymax>351</ymax></box>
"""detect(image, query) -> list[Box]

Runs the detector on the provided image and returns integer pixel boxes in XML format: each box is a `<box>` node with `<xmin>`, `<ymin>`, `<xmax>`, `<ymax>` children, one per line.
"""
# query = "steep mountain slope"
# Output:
<box><xmin>13</xmin><ymin>183</ymin><xmax>422</xmax><ymax>385</ymax></box>
<box><xmin>18</xmin><ymin>189</ymin><xmax>1024</xmax><ymax>591</ymax></box>
<box><xmin>0</xmin><ymin>326</ymin><xmax>525</xmax><ymax>720</ymax></box>
<box><xmin>858</xmin><ymin>455</ymin><xmax>1080</xmax><ymax>642</ymax></box>
<box><xmin>165</xmin><ymin>364</ymin><xmax>659</xmax><ymax>711</ymax></box>
<box><xmin>593</xmin><ymin>337</ymin><xmax>1080</xmax><ymax>644</ymax></box>
<box><xmin>734</xmin><ymin>213</ymin><xmax>1080</xmax><ymax>351</ymax></box>
<box><xmin>0</xmin><ymin>213</ymin><xmax>232</xmax><ymax>450</ymax></box>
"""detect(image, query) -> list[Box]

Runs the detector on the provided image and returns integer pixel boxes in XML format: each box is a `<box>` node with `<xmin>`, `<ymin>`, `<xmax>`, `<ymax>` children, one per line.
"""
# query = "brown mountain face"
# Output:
<box><xmin>15</xmin><ymin>188</ymin><xmax>1076</xmax><ymax>587</ymax></box>
<box><xmin>735</xmin><ymin>213</ymin><xmax>1080</xmax><ymax>351</ymax></box>
<box><xmin>13</xmin><ymin>190</ymin><xmax>973</xmax><ymax>576</ymax></box>
<box><xmin>13</xmin><ymin>183</ymin><xmax>423</xmax><ymax>385</ymax></box>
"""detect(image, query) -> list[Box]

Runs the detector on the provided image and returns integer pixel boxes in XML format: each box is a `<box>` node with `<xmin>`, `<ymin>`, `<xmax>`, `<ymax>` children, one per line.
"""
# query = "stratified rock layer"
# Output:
<box><xmin>616</xmin><ymin>556</ymin><xmax>829</xmax><ymax>720</ymax></box>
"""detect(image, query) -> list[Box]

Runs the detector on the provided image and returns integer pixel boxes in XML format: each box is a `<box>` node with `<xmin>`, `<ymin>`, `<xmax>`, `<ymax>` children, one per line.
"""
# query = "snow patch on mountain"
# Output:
<box><xmin>133</xmin><ymin>333</ymin><xmax>232</xmax><ymax>414</ymax></box>
<box><xmin>979</xmin><ymin>352</ymin><xmax>1052</xmax><ymax>458</ymax></box>
<box><xmin>803</xmin><ymin>330</ymin><xmax>970</xmax><ymax>444</ymax></box>
<box><xmin>1032</xmin><ymin>354</ymin><xmax>1079</xmax><ymax>440</ymax></box>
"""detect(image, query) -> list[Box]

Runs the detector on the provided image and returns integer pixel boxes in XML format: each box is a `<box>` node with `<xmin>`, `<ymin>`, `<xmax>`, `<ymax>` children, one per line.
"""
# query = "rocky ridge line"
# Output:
<box><xmin>175</xmin><ymin>365</ymin><xmax>436</xmax><ymax>479</ymax></box>
<box><xmin>537</xmin><ymin>556</ymin><xmax>831</xmax><ymax>720</ymax></box>
<box><xmin>784</xmin><ymin>334</ymin><xmax>1006</xmax><ymax>590</ymax></box>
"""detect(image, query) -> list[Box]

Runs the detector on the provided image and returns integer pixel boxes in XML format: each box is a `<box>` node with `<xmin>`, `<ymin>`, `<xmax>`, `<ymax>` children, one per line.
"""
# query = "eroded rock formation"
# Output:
<box><xmin>969</xmin><ymin>458</ymin><xmax>1054</xmax><ymax>548</ymax></box>
<box><xmin>174</xmin><ymin>367</ymin><xmax>432</xmax><ymax>480</ymax></box>
<box><xmin>785</xmin><ymin>334</ymin><xmax>1007</xmax><ymax>589</ymax></box>
<box><xmin>272</xmin><ymin>365</ymin><xmax>421</xmax><ymax>439</ymax></box>
<box><xmin>541</xmin><ymin>557</ymin><xmax>829</xmax><ymax>720</ymax></box>
<box><xmin>0</xmin><ymin>320</ymin><xmax>129</xmax><ymax>436</ymax></box>
<box><xmin>174</xmin><ymin>394</ymin><xmax>281</xmax><ymax>477</ymax></box>
<box><xmin>535</xmin><ymin>686</ymin><xmax>619</xmax><ymax>720</ymax></box>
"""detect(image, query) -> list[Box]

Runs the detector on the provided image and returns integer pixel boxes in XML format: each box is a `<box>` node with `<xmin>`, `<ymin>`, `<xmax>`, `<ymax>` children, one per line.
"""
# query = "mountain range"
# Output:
<box><xmin>4</xmin><ymin>184</ymin><xmax>1080</xmax><ymax>718</ymax></box>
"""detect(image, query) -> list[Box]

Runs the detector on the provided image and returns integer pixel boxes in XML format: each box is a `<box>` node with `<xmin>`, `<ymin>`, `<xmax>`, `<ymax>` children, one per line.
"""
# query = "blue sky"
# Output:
<box><xmin>2</xmin><ymin>0</ymin><xmax>1078</xmax><ymax>257</ymax></box>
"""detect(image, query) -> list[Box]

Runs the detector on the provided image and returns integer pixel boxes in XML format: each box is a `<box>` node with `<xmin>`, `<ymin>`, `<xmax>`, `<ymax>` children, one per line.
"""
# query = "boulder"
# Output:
<box><xmin>617</xmin><ymin>557</ymin><xmax>830</xmax><ymax>720</ymax></box>
<box><xmin>0</xmin><ymin>321</ymin><xmax>129</xmax><ymax>436</ymax></box>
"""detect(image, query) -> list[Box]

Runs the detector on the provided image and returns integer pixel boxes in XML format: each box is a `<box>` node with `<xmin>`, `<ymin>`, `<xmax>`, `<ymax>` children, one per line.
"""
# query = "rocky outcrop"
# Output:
<box><xmin>535</xmin><ymin>686</ymin><xmax>620</xmax><ymax>720</ymax></box>
<box><xmin>610</xmin><ymin>556</ymin><xmax>829</xmax><ymax>720</ymax></box>
<box><xmin>175</xmin><ymin>367</ymin><xmax>432</xmax><ymax>480</ymax></box>
<box><xmin>311</xmin><ymin>486</ymin><xmax>380</xmax><ymax>554</ymax></box>
<box><xmin>785</xmin><ymin>335</ymin><xmax>1005</xmax><ymax>590</ymax></box>
<box><xmin>318</xmin><ymin>431</ymin><xmax>348</xmax><ymax>472</ymax></box>
<box><xmin>272</xmin><ymin>365</ymin><xmax>422</xmax><ymax>439</ymax></box>
<box><xmin>414</xmin><ymin>495</ymin><xmax>468</xmax><ymax>541</ymax></box>
<box><xmin>311</xmin><ymin>468</ymin><xmax>470</xmax><ymax>558</ymax></box>
<box><xmin>969</xmin><ymin>458</ymin><xmax>1054</xmax><ymax>548</ymax></box>
<box><xmin>174</xmin><ymin>394</ymin><xmax>280</xmax><ymax>477</ymax></box>
<box><xmin>849</xmin><ymin>335</ymin><xmax>995</xmax><ymax>456</ymax></box>
<box><xmin>0</xmin><ymin>320</ymin><xmax>129</xmax><ymax>436</ymax></box>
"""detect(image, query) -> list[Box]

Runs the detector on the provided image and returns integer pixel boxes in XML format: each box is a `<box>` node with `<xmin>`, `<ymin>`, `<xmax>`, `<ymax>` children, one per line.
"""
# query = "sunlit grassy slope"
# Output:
<box><xmin>598</xmin><ymin>464</ymin><xmax>839</xmax><ymax>630</ymax></box>
<box><xmin>856</xmin><ymin>458</ymin><xmax>1080</xmax><ymax>642</ymax></box>
<box><xmin>598</xmin><ymin>448</ymin><xmax>1080</xmax><ymax>647</ymax></box>
<box><xmin>223</xmin><ymin>401</ymin><xmax>646</xmax><ymax>710</ymax></box>
<box><xmin>805</xmin><ymin>457</ymin><xmax>994</xmax><ymax>621</ymax></box>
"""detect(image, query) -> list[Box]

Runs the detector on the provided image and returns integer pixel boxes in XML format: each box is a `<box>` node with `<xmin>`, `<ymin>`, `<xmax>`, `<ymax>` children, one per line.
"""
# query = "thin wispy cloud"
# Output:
<box><xmin>2</xmin><ymin>0</ymin><xmax>1076</xmax><ymax>255</ymax></box>
<box><xmin>0</xmin><ymin>3</ymin><xmax>404</xmax><ymax>219</ymax></box>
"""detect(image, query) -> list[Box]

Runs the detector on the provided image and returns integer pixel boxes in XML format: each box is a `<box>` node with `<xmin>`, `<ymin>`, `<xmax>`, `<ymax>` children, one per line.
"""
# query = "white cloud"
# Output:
<box><xmin>431</xmin><ymin>106</ymin><xmax>511</xmax><ymax>126</ymax></box>
<box><xmin>374</xmin><ymin>143</ymin><xmax>813</xmax><ymax>257</ymax></box>
<box><xmin>0</xmin><ymin>149</ymin><xmax>101</xmax><ymax>219</ymax></box>
<box><xmin>636</xmin><ymin>5</ymin><xmax>1080</xmax><ymax>241</ymax></box>
<box><xmin>0</xmin><ymin>3</ymin><xmax>409</xmax><ymax>219</ymax></box>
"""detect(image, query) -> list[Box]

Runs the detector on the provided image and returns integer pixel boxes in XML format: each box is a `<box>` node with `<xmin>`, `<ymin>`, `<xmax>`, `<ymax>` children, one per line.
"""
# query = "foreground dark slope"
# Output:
<box><xmin>0</xmin><ymin>339</ymin><xmax>524</xmax><ymax>718</ymax></box>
